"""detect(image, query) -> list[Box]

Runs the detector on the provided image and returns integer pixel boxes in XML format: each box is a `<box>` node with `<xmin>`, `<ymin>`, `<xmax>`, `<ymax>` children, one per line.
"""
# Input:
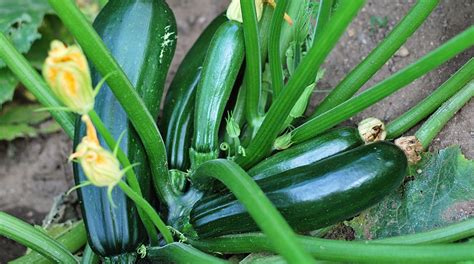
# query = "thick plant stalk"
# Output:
<box><xmin>0</xmin><ymin>33</ymin><xmax>75</xmax><ymax>137</ymax></box>
<box><xmin>146</xmin><ymin>243</ymin><xmax>228</xmax><ymax>264</ymax></box>
<box><xmin>268</xmin><ymin>0</ymin><xmax>288</xmax><ymax>98</ymax></box>
<box><xmin>312</xmin><ymin>0</ymin><xmax>334</xmax><ymax>43</ymax></box>
<box><xmin>377</xmin><ymin>218</ymin><xmax>474</xmax><ymax>245</ymax></box>
<box><xmin>117</xmin><ymin>181</ymin><xmax>173</xmax><ymax>244</ymax></box>
<box><xmin>81</xmin><ymin>244</ymin><xmax>100</xmax><ymax>264</ymax></box>
<box><xmin>0</xmin><ymin>212</ymin><xmax>77</xmax><ymax>264</ymax></box>
<box><xmin>386</xmin><ymin>58</ymin><xmax>474</xmax><ymax>138</ymax></box>
<box><xmin>47</xmin><ymin>0</ymin><xmax>174</xmax><ymax>205</ymax></box>
<box><xmin>290</xmin><ymin>26</ymin><xmax>474</xmax><ymax>146</ymax></box>
<box><xmin>416</xmin><ymin>80</ymin><xmax>474</xmax><ymax>149</ymax></box>
<box><xmin>192</xmin><ymin>159</ymin><xmax>314</xmax><ymax>264</ymax></box>
<box><xmin>241</xmin><ymin>0</ymin><xmax>263</xmax><ymax>126</ymax></box>
<box><xmin>191</xmin><ymin>234</ymin><xmax>474</xmax><ymax>263</ymax></box>
<box><xmin>312</xmin><ymin>0</ymin><xmax>440</xmax><ymax>117</ymax></box>
<box><xmin>11</xmin><ymin>222</ymin><xmax>86</xmax><ymax>264</ymax></box>
<box><xmin>236</xmin><ymin>0</ymin><xmax>365</xmax><ymax>169</ymax></box>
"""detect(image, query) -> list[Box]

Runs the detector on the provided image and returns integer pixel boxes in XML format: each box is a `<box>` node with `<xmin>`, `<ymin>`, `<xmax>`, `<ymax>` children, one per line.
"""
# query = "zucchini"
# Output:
<box><xmin>248</xmin><ymin>127</ymin><xmax>364</xmax><ymax>181</ymax></box>
<box><xmin>190</xmin><ymin>20</ymin><xmax>245</xmax><ymax>168</ymax></box>
<box><xmin>190</xmin><ymin>141</ymin><xmax>408</xmax><ymax>238</ymax></box>
<box><xmin>162</xmin><ymin>14</ymin><xmax>227</xmax><ymax>171</ymax></box>
<box><xmin>74</xmin><ymin>0</ymin><xmax>176</xmax><ymax>258</ymax></box>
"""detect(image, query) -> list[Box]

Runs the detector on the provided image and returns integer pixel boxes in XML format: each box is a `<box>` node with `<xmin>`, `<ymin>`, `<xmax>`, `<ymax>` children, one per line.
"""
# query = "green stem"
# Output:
<box><xmin>241</xmin><ymin>0</ymin><xmax>263</xmax><ymax>126</ymax></box>
<box><xmin>0</xmin><ymin>33</ymin><xmax>75</xmax><ymax>138</ymax></box>
<box><xmin>81</xmin><ymin>244</ymin><xmax>100</xmax><ymax>264</ymax></box>
<box><xmin>386</xmin><ymin>58</ymin><xmax>474</xmax><ymax>139</ymax></box>
<box><xmin>235</xmin><ymin>0</ymin><xmax>365</xmax><ymax>169</ymax></box>
<box><xmin>0</xmin><ymin>212</ymin><xmax>77</xmax><ymax>264</ymax></box>
<box><xmin>98</xmin><ymin>0</ymin><xmax>108</xmax><ymax>8</ymax></box>
<box><xmin>191</xmin><ymin>234</ymin><xmax>474</xmax><ymax>263</ymax></box>
<box><xmin>415</xmin><ymin>80</ymin><xmax>474</xmax><ymax>149</ymax></box>
<box><xmin>146</xmin><ymin>243</ymin><xmax>228</xmax><ymax>264</ymax></box>
<box><xmin>290</xmin><ymin>26</ymin><xmax>474</xmax><ymax>145</ymax></box>
<box><xmin>11</xmin><ymin>221</ymin><xmax>86</xmax><ymax>264</ymax></box>
<box><xmin>376</xmin><ymin>218</ymin><xmax>474</xmax><ymax>245</ymax></box>
<box><xmin>192</xmin><ymin>159</ymin><xmax>313</xmax><ymax>264</ymax></box>
<box><xmin>311</xmin><ymin>0</ymin><xmax>333</xmax><ymax>44</ymax></box>
<box><xmin>117</xmin><ymin>181</ymin><xmax>173</xmax><ymax>244</ymax></box>
<box><xmin>312</xmin><ymin>0</ymin><xmax>439</xmax><ymax>117</ymax></box>
<box><xmin>268</xmin><ymin>0</ymin><xmax>288</xmax><ymax>98</ymax></box>
<box><xmin>88</xmin><ymin>112</ymin><xmax>158</xmax><ymax>244</ymax></box>
<box><xmin>47</xmin><ymin>0</ymin><xmax>173</xmax><ymax>205</ymax></box>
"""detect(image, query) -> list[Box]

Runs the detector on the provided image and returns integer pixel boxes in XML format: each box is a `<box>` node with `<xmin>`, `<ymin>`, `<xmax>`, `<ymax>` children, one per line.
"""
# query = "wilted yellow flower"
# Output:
<box><xmin>43</xmin><ymin>40</ymin><xmax>94</xmax><ymax>115</ymax></box>
<box><xmin>227</xmin><ymin>0</ymin><xmax>265</xmax><ymax>23</ymax></box>
<box><xmin>69</xmin><ymin>116</ymin><xmax>122</xmax><ymax>188</ymax></box>
<box><xmin>227</xmin><ymin>0</ymin><xmax>293</xmax><ymax>25</ymax></box>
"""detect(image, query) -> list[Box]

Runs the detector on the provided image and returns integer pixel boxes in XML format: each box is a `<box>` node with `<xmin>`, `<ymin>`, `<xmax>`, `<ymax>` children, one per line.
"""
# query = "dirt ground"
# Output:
<box><xmin>0</xmin><ymin>0</ymin><xmax>472</xmax><ymax>261</ymax></box>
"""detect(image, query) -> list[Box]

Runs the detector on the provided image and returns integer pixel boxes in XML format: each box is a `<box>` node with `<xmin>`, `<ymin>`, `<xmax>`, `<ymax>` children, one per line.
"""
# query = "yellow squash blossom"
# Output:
<box><xmin>43</xmin><ymin>40</ymin><xmax>94</xmax><ymax>115</ymax></box>
<box><xmin>69</xmin><ymin>115</ymin><xmax>127</xmax><ymax>206</ymax></box>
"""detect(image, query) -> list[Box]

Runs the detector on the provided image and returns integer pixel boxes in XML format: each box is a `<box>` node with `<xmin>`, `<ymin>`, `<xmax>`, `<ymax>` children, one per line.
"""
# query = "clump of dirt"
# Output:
<box><xmin>1</xmin><ymin>0</ymin><xmax>472</xmax><ymax>261</ymax></box>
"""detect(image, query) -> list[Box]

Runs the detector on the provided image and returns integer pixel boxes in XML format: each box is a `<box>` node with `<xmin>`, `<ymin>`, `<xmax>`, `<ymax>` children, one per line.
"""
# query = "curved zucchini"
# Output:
<box><xmin>162</xmin><ymin>14</ymin><xmax>227</xmax><ymax>171</ymax></box>
<box><xmin>190</xmin><ymin>20</ymin><xmax>245</xmax><ymax>168</ymax></box>
<box><xmin>190</xmin><ymin>141</ymin><xmax>407</xmax><ymax>238</ymax></box>
<box><xmin>74</xmin><ymin>0</ymin><xmax>176</xmax><ymax>257</ymax></box>
<box><xmin>248</xmin><ymin>127</ymin><xmax>364</xmax><ymax>181</ymax></box>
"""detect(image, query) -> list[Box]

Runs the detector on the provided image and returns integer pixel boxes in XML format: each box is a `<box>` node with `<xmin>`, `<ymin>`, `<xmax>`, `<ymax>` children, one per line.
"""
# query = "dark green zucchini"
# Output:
<box><xmin>190</xmin><ymin>20</ymin><xmax>245</xmax><ymax>168</ymax></box>
<box><xmin>190</xmin><ymin>141</ymin><xmax>407</xmax><ymax>238</ymax></box>
<box><xmin>74</xmin><ymin>0</ymin><xmax>176</xmax><ymax>258</ymax></box>
<box><xmin>248</xmin><ymin>127</ymin><xmax>364</xmax><ymax>181</ymax></box>
<box><xmin>162</xmin><ymin>14</ymin><xmax>227</xmax><ymax>171</ymax></box>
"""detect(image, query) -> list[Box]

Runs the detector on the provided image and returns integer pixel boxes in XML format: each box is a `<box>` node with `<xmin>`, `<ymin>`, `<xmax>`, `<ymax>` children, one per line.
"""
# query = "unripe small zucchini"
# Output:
<box><xmin>191</xmin><ymin>20</ymin><xmax>245</xmax><ymax>168</ymax></box>
<box><xmin>162</xmin><ymin>14</ymin><xmax>227</xmax><ymax>171</ymax></box>
<box><xmin>190</xmin><ymin>141</ymin><xmax>408</xmax><ymax>238</ymax></box>
<box><xmin>74</xmin><ymin>0</ymin><xmax>176</xmax><ymax>258</ymax></box>
<box><xmin>248</xmin><ymin>127</ymin><xmax>364</xmax><ymax>181</ymax></box>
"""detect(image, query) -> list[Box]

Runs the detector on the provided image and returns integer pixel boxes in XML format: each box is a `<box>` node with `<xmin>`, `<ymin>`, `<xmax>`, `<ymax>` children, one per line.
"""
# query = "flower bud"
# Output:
<box><xmin>43</xmin><ymin>40</ymin><xmax>94</xmax><ymax>115</ymax></box>
<box><xmin>274</xmin><ymin>132</ymin><xmax>293</xmax><ymax>150</ymax></box>
<box><xmin>69</xmin><ymin>115</ymin><xmax>122</xmax><ymax>188</ymax></box>
<box><xmin>226</xmin><ymin>113</ymin><xmax>241</xmax><ymax>138</ymax></box>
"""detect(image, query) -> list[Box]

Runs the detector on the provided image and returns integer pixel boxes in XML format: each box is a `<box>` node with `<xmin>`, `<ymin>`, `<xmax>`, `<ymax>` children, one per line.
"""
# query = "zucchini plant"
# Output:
<box><xmin>0</xmin><ymin>0</ymin><xmax>473</xmax><ymax>263</ymax></box>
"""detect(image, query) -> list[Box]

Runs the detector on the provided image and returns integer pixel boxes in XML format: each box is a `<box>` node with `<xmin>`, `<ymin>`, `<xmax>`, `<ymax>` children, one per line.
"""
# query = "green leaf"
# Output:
<box><xmin>0</xmin><ymin>104</ymin><xmax>50</xmax><ymax>125</ymax></box>
<box><xmin>0</xmin><ymin>0</ymin><xmax>52</xmax><ymax>67</ymax></box>
<box><xmin>0</xmin><ymin>123</ymin><xmax>37</xmax><ymax>140</ymax></box>
<box><xmin>350</xmin><ymin>146</ymin><xmax>474</xmax><ymax>239</ymax></box>
<box><xmin>0</xmin><ymin>68</ymin><xmax>18</xmax><ymax>107</ymax></box>
<box><xmin>0</xmin><ymin>104</ymin><xmax>60</xmax><ymax>141</ymax></box>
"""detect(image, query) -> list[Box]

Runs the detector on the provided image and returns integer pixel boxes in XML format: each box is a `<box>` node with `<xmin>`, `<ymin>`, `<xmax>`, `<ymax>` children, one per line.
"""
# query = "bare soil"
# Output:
<box><xmin>0</xmin><ymin>0</ymin><xmax>472</xmax><ymax>261</ymax></box>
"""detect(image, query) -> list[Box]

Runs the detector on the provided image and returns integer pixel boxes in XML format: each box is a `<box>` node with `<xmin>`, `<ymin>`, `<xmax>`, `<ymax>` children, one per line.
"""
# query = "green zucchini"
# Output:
<box><xmin>162</xmin><ymin>14</ymin><xmax>227</xmax><ymax>171</ymax></box>
<box><xmin>74</xmin><ymin>0</ymin><xmax>176</xmax><ymax>258</ymax></box>
<box><xmin>190</xmin><ymin>141</ymin><xmax>407</xmax><ymax>238</ymax></box>
<box><xmin>190</xmin><ymin>20</ymin><xmax>245</xmax><ymax>168</ymax></box>
<box><xmin>248</xmin><ymin>127</ymin><xmax>364</xmax><ymax>181</ymax></box>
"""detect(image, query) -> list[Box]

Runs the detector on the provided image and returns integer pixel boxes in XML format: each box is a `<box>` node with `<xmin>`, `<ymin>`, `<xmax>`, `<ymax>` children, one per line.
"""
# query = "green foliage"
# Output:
<box><xmin>0</xmin><ymin>68</ymin><xmax>18</xmax><ymax>107</ymax></box>
<box><xmin>350</xmin><ymin>146</ymin><xmax>474</xmax><ymax>239</ymax></box>
<box><xmin>0</xmin><ymin>0</ymin><xmax>52</xmax><ymax>68</ymax></box>
<box><xmin>0</xmin><ymin>104</ymin><xmax>60</xmax><ymax>140</ymax></box>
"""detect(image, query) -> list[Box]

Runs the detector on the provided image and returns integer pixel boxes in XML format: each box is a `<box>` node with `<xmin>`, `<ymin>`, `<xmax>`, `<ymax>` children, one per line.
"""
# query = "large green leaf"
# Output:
<box><xmin>0</xmin><ymin>104</ymin><xmax>61</xmax><ymax>141</ymax></box>
<box><xmin>350</xmin><ymin>146</ymin><xmax>474</xmax><ymax>239</ymax></box>
<box><xmin>0</xmin><ymin>0</ymin><xmax>52</xmax><ymax>67</ymax></box>
<box><xmin>0</xmin><ymin>68</ymin><xmax>18</xmax><ymax>107</ymax></box>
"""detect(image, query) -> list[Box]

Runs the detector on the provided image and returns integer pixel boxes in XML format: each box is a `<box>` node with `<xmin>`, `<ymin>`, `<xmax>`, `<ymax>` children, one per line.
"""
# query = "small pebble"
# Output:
<box><xmin>417</xmin><ymin>169</ymin><xmax>423</xmax><ymax>174</ymax></box>
<box><xmin>396</xmin><ymin>46</ymin><xmax>410</xmax><ymax>57</ymax></box>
